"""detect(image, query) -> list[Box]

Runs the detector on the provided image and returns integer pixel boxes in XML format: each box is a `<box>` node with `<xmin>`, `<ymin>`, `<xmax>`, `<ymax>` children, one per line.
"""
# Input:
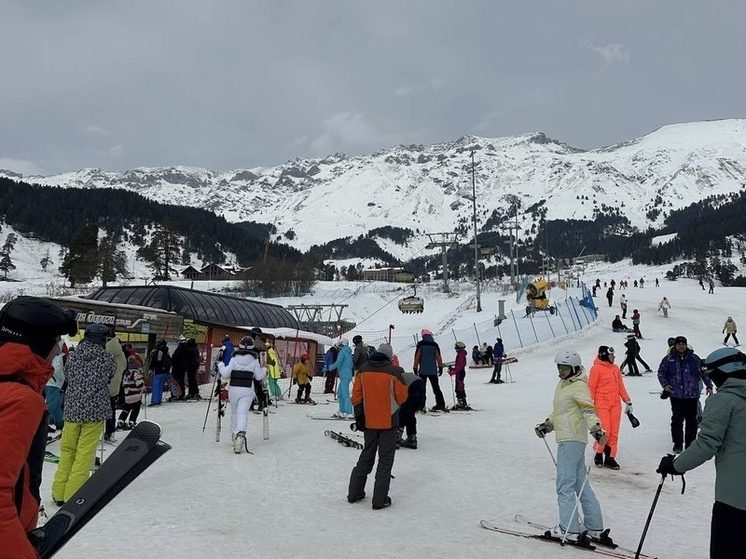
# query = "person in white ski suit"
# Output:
<box><xmin>218</xmin><ymin>336</ymin><xmax>266</xmax><ymax>453</ymax></box>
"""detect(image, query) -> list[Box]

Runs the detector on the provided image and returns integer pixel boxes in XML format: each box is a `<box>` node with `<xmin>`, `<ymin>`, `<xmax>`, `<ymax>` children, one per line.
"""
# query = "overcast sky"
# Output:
<box><xmin>1</xmin><ymin>1</ymin><xmax>744</xmax><ymax>175</ymax></box>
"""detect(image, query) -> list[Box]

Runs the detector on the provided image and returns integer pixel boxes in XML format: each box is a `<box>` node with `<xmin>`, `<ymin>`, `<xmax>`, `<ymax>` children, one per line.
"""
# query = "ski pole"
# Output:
<box><xmin>202</xmin><ymin>363</ymin><xmax>219</xmax><ymax>433</ymax></box>
<box><xmin>561</xmin><ymin>464</ymin><xmax>592</xmax><ymax>546</ymax></box>
<box><xmin>635</xmin><ymin>475</ymin><xmax>665</xmax><ymax>559</ymax></box>
<box><xmin>449</xmin><ymin>370</ymin><xmax>456</xmax><ymax>408</ymax></box>
<box><xmin>542</xmin><ymin>436</ymin><xmax>557</xmax><ymax>467</ymax></box>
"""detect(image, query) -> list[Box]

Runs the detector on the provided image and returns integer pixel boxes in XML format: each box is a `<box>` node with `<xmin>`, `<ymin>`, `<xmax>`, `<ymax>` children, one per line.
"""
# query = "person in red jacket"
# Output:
<box><xmin>449</xmin><ymin>341</ymin><xmax>470</xmax><ymax>410</ymax></box>
<box><xmin>587</xmin><ymin>346</ymin><xmax>632</xmax><ymax>470</ymax></box>
<box><xmin>0</xmin><ymin>296</ymin><xmax>77</xmax><ymax>559</ymax></box>
<box><xmin>347</xmin><ymin>344</ymin><xmax>408</xmax><ymax>510</ymax></box>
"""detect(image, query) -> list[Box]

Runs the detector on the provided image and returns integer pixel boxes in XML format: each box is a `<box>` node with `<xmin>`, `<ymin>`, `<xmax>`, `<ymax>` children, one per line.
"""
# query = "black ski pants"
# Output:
<box><xmin>118</xmin><ymin>401</ymin><xmax>141</xmax><ymax>424</ymax></box>
<box><xmin>723</xmin><ymin>333</ymin><xmax>740</xmax><ymax>345</ymax></box>
<box><xmin>670</xmin><ymin>397</ymin><xmax>699</xmax><ymax>449</ymax></box>
<box><xmin>105</xmin><ymin>396</ymin><xmax>118</xmax><ymax>436</ymax></box>
<box><xmin>348</xmin><ymin>427</ymin><xmax>397</xmax><ymax>508</ymax></box>
<box><xmin>419</xmin><ymin>373</ymin><xmax>445</xmax><ymax>409</ymax></box>
<box><xmin>620</xmin><ymin>355</ymin><xmax>639</xmax><ymax>376</ymax></box>
<box><xmin>490</xmin><ymin>361</ymin><xmax>503</xmax><ymax>382</ymax></box>
<box><xmin>711</xmin><ymin>501</ymin><xmax>746</xmax><ymax>559</ymax></box>
<box><xmin>186</xmin><ymin>366</ymin><xmax>199</xmax><ymax>397</ymax></box>
<box><xmin>172</xmin><ymin>366</ymin><xmax>186</xmax><ymax>395</ymax></box>
<box><xmin>399</xmin><ymin>381</ymin><xmax>424</xmax><ymax>437</ymax></box>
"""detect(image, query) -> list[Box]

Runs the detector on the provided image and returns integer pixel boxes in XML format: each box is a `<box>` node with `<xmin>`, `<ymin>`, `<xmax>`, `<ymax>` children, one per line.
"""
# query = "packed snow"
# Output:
<box><xmin>29</xmin><ymin>258</ymin><xmax>737</xmax><ymax>558</ymax></box>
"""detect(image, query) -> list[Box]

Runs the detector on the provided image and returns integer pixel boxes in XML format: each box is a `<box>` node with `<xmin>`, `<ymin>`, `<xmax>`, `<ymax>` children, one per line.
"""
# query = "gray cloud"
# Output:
<box><xmin>1</xmin><ymin>0</ymin><xmax>744</xmax><ymax>174</ymax></box>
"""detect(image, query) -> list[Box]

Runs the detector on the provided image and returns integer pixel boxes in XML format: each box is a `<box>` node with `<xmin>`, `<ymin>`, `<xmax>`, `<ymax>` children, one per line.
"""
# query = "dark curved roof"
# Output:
<box><xmin>83</xmin><ymin>286</ymin><xmax>298</xmax><ymax>329</ymax></box>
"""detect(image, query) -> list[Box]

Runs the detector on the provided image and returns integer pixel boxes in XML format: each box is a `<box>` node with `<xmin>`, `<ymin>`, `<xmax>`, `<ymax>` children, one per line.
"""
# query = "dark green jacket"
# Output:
<box><xmin>674</xmin><ymin>378</ymin><xmax>746</xmax><ymax>510</ymax></box>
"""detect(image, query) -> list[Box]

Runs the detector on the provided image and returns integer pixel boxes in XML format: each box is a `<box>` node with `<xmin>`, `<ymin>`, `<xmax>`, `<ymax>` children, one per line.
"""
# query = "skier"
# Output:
<box><xmin>170</xmin><ymin>337</ymin><xmax>189</xmax><ymax>400</ymax></box>
<box><xmin>708</xmin><ymin>278</ymin><xmax>715</xmax><ymax>294</ymax></box>
<box><xmin>489</xmin><ymin>337</ymin><xmax>505</xmax><ymax>383</ymax></box>
<box><xmin>184</xmin><ymin>338</ymin><xmax>202</xmax><ymax>400</ymax></box>
<box><xmin>352</xmin><ymin>334</ymin><xmax>369</xmax><ymax>374</ymax></box>
<box><xmin>620</xmin><ymin>334</ymin><xmax>652</xmax><ymax>376</ymax></box>
<box><xmin>219</xmin><ymin>335</ymin><xmax>234</xmax><ymax>366</ymax></box>
<box><xmin>450</xmin><ymin>341</ymin><xmax>470</xmax><ymax>409</ymax></box>
<box><xmin>44</xmin><ymin>343</ymin><xmax>67</xmax><ymax>433</ymax></box>
<box><xmin>396</xmin><ymin>368</ymin><xmax>424</xmax><ymax>449</ymax></box>
<box><xmin>327</xmin><ymin>338</ymin><xmax>354</xmax><ymax>417</ymax></box>
<box><xmin>605</xmin><ymin>287</ymin><xmax>614</xmax><ymax>307</ymax></box>
<box><xmin>588</xmin><ymin>346</ymin><xmax>632</xmax><ymax>470</ymax></box>
<box><xmin>147</xmin><ymin>339</ymin><xmax>171</xmax><ymax>406</ymax></box>
<box><xmin>631</xmin><ymin>309</ymin><xmax>643</xmax><ymax>339</ymax></box>
<box><xmin>655</xmin><ymin>277</ymin><xmax>660</xmax><ymax>287</ymax></box>
<box><xmin>265</xmin><ymin>339</ymin><xmax>283</xmax><ymax>401</ymax></box>
<box><xmin>413</xmin><ymin>328</ymin><xmax>447</xmax><ymax>412</ymax></box>
<box><xmin>619</xmin><ymin>293</ymin><xmax>628</xmax><ymax>319</ymax></box>
<box><xmin>103</xmin><ymin>329</ymin><xmax>127</xmax><ymax>442</ymax></box>
<box><xmin>322</xmin><ymin>340</ymin><xmax>340</xmax><ymax>395</ymax></box>
<box><xmin>639</xmin><ymin>277</ymin><xmax>645</xmax><ymax>288</ymax></box>
<box><xmin>0</xmin><ymin>296</ymin><xmax>77</xmax><ymax>559</ymax></box>
<box><xmin>657</xmin><ymin>336</ymin><xmax>713</xmax><ymax>453</ymax></box>
<box><xmin>656</xmin><ymin>347</ymin><xmax>746</xmax><ymax>559</ymax></box>
<box><xmin>722</xmin><ymin>316</ymin><xmax>739</xmax><ymax>346</ymax></box>
<box><xmin>292</xmin><ymin>353</ymin><xmax>315</xmax><ymax>404</ymax></box>
<box><xmin>52</xmin><ymin>324</ymin><xmax>116</xmax><ymax>505</ymax></box>
<box><xmin>658</xmin><ymin>296</ymin><xmax>671</xmax><ymax>318</ymax></box>
<box><xmin>117</xmin><ymin>355</ymin><xmax>145</xmax><ymax>430</ymax></box>
<box><xmin>217</xmin><ymin>336</ymin><xmax>266</xmax><ymax>454</ymax></box>
<box><xmin>699</xmin><ymin>278</ymin><xmax>705</xmax><ymax>290</ymax></box>
<box><xmin>347</xmin><ymin>343</ymin><xmax>408</xmax><ymax>510</ymax></box>
<box><xmin>534</xmin><ymin>350</ymin><xmax>608</xmax><ymax>541</ymax></box>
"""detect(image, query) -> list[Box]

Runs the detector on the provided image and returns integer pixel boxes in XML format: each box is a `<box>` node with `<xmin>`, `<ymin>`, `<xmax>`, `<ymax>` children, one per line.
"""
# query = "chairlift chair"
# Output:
<box><xmin>398</xmin><ymin>285</ymin><xmax>424</xmax><ymax>314</ymax></box>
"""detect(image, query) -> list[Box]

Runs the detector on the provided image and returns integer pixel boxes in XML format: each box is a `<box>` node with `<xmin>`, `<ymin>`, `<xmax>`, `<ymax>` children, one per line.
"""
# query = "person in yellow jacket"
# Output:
<box><xmin>588</xmin><ymin>346</ymin><xmax>632</xmax><ymax>470</ymax></box>
<box><xmin>265</xmin><ymin>341</ymin><xmax>283</xmax><ymax>400</ymax></box>
<box><xmin>535</xmin><ymin>350</ymin><xmax>610</xmax><ymax>543</ymax></box>
<box><xmin>292</xmin><ymin>354</ymin><xmax>314</xmax><ymax>404</ymax></box>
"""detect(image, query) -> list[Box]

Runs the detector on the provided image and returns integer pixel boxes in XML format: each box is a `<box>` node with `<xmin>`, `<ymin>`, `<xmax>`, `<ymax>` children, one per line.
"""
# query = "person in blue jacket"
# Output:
<box><xmin>328</xmin><ymin>338</ymin><xmax>354</xmax><ymax>418</ymax></box>
<box><xmin>657</xmin><ymin>335</ymin><xmax>713</xmax><ymax>453</ymax></box>
<box><xmin>490</xmin><ymin>338</ymin><xmax>505</xmax><ymax>384</ymax></box>
<box><xmin>413</xmin><ymin>328</ymin><xmax>446</xmax><ymax>411</ymax></box>
<box><xmin>323</xmin><ymin>341</ymin><xmax>340</xmax><ymax>395</ymax></box>
<box><xmin>219</xmin><ymin>335</ymin><xmax>234</xmax><ymax>366</ymax></box>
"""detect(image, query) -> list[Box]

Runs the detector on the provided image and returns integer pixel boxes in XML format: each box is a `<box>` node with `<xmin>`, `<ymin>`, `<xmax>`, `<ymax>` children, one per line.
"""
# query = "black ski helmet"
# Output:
<box><xmin>0</xmin><ymin>296</ymin><xmax>77</xmax><ymax>357</ymax></box>
<box><xmin>598</xmin><ymin>345</ymin><xmax>615</xmax><ymax>362</ymax></box>
<box><xmin>353</xmin><ymin>335</ymin><xmax>363</xmax><ymax>345</ymax></box>
<box><xmin>238</xmin><ymin>336</ymin><xmax>255</xmax><ymax>351</ymax></box>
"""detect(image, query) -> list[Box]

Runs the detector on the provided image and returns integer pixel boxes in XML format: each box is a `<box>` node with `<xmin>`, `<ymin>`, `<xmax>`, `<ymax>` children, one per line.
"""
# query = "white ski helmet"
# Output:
<box><xmin>554</xmin><ymin>350</ymin><xmax>582</xmax><ymax>369</ymax></box>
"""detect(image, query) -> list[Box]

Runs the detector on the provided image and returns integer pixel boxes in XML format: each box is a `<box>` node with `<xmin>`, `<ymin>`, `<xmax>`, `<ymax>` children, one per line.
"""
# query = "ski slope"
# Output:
<box><xmin>38</xmin><ymin>263</ymin><xmax>735</xmax><ymax>559</ymax></box>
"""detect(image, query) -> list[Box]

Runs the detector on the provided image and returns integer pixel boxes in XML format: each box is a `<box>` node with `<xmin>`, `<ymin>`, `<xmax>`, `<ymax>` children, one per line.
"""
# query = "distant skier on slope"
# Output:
<box><xmin>722</xmin><ymin>316</ymin><xmax>739</xmax><ymax>346</ymax></box>
<box><xmin>449</xmin><ymin>341</ymin><xmax>470</xmax><ymax>410</ymax></box>
<box><xmin>413</xmin><ymin>328</ymin><xmax>447</xmax><ymax>412</ymax></box>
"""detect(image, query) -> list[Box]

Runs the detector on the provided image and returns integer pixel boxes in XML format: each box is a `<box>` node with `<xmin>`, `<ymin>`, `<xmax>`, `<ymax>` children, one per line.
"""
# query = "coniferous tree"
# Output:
<box><xmin>137</xmin><ymin>224</ymin><xmax>182</xmax><ymax>280</ymax></box>
<box><xmin>40</xmin><ymin>250</ymin><xmax>53</xmax><ymax>272</ymax></box>
<box><xmin>0</xmin><ymin>233</ymin><xmax>18</xmax><ymax>278</ymax></box>
<box><xmin>97</xmin><ymin>234</ymin><xmax>130</xmax><ymax>287</ymax></box>
<box><xmin>60</xmin><ymin>224</ymin><xmax>99</xmax><ymax>287</ymax></box>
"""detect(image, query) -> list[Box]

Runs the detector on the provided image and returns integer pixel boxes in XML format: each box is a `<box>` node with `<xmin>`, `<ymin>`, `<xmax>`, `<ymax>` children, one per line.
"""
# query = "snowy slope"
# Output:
<box><xmin>27</xmin><ymin>259</ymin><xmax>736</xmax><ymax>558</ymax></box>
<box><xmin>6</xmin><ymin>119</ymin><xmax>746</xmax><ymax>259</ymax></box>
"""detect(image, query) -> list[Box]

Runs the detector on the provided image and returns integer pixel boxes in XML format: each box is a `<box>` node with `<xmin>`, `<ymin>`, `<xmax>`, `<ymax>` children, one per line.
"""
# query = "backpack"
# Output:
<box><xmin>161</xmin><ymin>352</ymin><xmax>172</xmax><ymax>371</ymax></box>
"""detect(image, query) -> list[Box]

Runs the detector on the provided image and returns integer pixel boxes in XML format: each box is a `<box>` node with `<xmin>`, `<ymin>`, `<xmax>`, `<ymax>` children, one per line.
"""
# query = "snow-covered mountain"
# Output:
<box><xmin>5</xmin><ymin>119</ymin><xmax>746</xmax><ymax>259</ymax></box>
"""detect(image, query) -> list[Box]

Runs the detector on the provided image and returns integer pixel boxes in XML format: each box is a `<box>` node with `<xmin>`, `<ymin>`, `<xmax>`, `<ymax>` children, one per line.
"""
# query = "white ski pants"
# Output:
<box><xmin>228</xmin><ymin>385</ymin><xmax>255</xmax><ymax>434</ymax></box>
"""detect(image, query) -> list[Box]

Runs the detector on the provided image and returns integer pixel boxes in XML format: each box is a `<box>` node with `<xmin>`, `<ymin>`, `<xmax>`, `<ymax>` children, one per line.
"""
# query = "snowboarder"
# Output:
<box><xmin>450</xmin><ymin>341</ymin><xmax>470</xmax><ymax>409</ymax></box>
<box><xmin>656</xmin><ymin>336</ymin><xmax>713</xmax><ymax>453</ymax></box>
<box><xmin>292</xmin><ymin>353</ymin><xmax>315</xmax><ymax>404</ymax></box>
<box><xmin>658</xmin><ymin>297</ymin><xmax>671</xmax><ymax>318</ymax></box>
<box><xmin>490</xmin><ymin>337</ymin><xmax>505</xmax><ymax>383</ymax></box>
<box><xmin>723</xmin><ymin>316</ymin><xmax>739</xmax><ymax>346</ymax></box>
<box><xmin>656</xmin><ymin>347</ymin><xmax>746</xmax><ymax>559</ymax></box>
<box><xmin>620</xmin><ymin>334</ymin><xmax>652</xmax><ymax>376</ymax></box>
<box><xmin>534</xmin><ymin>350</ymin><xmax>608</xmax><ymax>541</ymax></box>
<box><xmin>605</xmin><ymin>287</ymin><xmax>614</xmax><ymax>307</ymax></box>
<box><xmin>611</xmin><ymin>315</ymin><xmax>631</xmax><ymax>333</ymax></box>
<box><xmin>588</xmin><ymin>346</ymin><xmax>632</xmax><ymax>470</ymax></box>
<box><xmin>472</xmin><ymin>345</ymin><xmax>482</xmax><ymax>365</ymax></box>
<box><xmin>347</xmin><ymin>343</ymin><xmax>408</xmax><ymax>510</ymax></box>
<box><xmin>217</xmin><ymin>336</ymin><xmax>266</xmax><ymax>454</ymax></box>
<box><xmin>413</xmin><ymin>328</ymin><xmax>447</xmax><ymax>412</ymax></box>
<box><xmin>0</xmin><ymin>296</ymin><xmax>77</xmax><ymax>558</ymax></box>
<box><xmin>327</xmin><ymin>338</ymin><xmax>354</xmax><ymax>417</ymax></box>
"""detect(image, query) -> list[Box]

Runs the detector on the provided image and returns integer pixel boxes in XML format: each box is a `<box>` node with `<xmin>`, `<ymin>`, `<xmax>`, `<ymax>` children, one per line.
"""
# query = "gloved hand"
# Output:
<box><xmin>624</xmin><ymin>402</ymin><xmax>633</xmax><ymax>415</ymax></box>
<box><xmin>590</xmin><ymin>423</ymin><xmax>607</xmax><ymax>443</ymax></box>
<box><xmin>448</xmin><ymin>367</ymin><xmax>455</xmax><ymax>376</ymax></box>
<box><xmin>660</xmin><ymin>385</ymin><xmax>673</xmax><ymax>400</ymax></box>
<box><xmin>534</xmin><ymin>419</ymin><xmax>553</xmax><ymax>438</ymax></box>
<box><xmin>412</xmin><ymin>366</ymin><xmax>418</xmax><ymax>375</ymax></box>
<box><xmin>706</xmin><ymin>388</ymin><xmax>713</xmax><ymax>397</ymax></box>
<box><xmin>656</xmin><ymin>454</ymin><xmax>681</xmax><ymax>478</ymax></box>
<box><xmin>438</xmin><ymin>366</ymin><xmax>443</xmax><ymax>376</ymax></box>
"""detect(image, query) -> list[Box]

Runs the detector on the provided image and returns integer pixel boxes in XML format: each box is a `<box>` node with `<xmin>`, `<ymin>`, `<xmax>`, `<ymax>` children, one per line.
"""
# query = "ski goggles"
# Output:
<box><xmin>556</xmin><ymin>364</ymin><xmax>574</xmax><ymax>376</ymax></box>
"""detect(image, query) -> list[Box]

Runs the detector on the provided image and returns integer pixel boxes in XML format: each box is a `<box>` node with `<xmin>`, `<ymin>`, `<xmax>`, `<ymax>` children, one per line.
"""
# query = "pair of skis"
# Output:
<box><xmin>324</xmin><ymin>430</ymin><xmax>363</xmax><ymax>449</ymax></box>
<box><xmin>32</xmin><ymin>420</ymin><xmax>170</xmax><ymax>558</ymax></box>
<box><xmin>480</xmin><ymin>515</ymin><xmax>657</xmax><ymax>559</ymax></box>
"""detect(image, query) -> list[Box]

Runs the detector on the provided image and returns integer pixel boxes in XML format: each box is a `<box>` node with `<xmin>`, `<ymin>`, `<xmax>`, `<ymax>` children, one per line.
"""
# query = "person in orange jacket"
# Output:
<box><xmin>588</xmin><ymin>345</ymin><xmax>632</xmax><ymax>470</ymax></box>
<box><xmin>347</xmin><ymin>343</ymin><xmax>408</xmax><ymax>510</ymax></box>
<box><xmin>0</xmin><ymin>296</ymin><xmax>77</xmax><ymax>559</ymax></box>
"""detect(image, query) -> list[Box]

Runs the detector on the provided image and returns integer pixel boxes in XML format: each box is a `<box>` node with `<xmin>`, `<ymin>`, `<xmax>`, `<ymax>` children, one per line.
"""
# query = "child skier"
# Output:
<box><xmin>534</xmin><ymin>350</ymin><xmax>609</xmax><ymax>543</ymax></box>
<box><xmin>658</xmin><ymin>297</ymin><xmax>671</xmax><ymax>318</ymax></box>
<box><xmin>449</xmin><ymin>341</ymin><xmax>470</xmax><ymax>409</ymax></box>
<box><xmin>218</xmin><ymin>336</ymin><xmax>267</xmax><ymax>453</ymax></box>
<box><xmin>117</xmin><ymin>355</ymin><xmax>145</xmax><ymax>430</ymax></box>
<box><xmin>292</xmin><ymin>353</ymin><xmax>315</xmax><ymax>404</ymax></box>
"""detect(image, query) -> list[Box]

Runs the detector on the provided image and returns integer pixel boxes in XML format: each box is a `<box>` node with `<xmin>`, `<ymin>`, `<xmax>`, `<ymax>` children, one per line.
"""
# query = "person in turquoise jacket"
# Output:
<box><xmin>328</xmin><ymin>338</ymin><xmax>354</xmax><ymax>417</ymax></box>
<box><xmin>657</xmin><ymin>347</ymin><xmax>746</xmax><ymax>559</ymax></box>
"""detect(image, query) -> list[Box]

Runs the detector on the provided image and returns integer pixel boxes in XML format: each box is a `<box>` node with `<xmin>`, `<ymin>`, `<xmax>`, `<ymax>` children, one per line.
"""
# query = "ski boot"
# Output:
<box><xmin>594</xmin><ymin>452</ymin><xmax>604</xmax><ymax>467</ymax></box>
<box><xmin>401</xmin><ymin>435</ymin><xmax>417</xmax><ymax>449</ymax></box>
<box><xmin>116</xmin><ymin>420</ymin><xmax>126</xmax><ymax>430</ymax></box>
<box><xmin>126</xmin><ymin>421</ymin><xmax>136</xmax><ymax>430</ymax></box>
<box><xmin>233</xmin><ymin>431</ymin><xmax>246</xmax><ymax>454</ymax></box>
<box><xmin>303</xmin><ymin>397</ymin><xmax>316</xmax><ymax>405</ymax></box>
<box><xmin>395</xmin><ymin>428</ymin><xmax>404</xmax><ymax>449</ymax></box>
<box><xmin>603</xmin><ymin>446</ymin><xmax>620</xmax><ymax>470</ymax></box>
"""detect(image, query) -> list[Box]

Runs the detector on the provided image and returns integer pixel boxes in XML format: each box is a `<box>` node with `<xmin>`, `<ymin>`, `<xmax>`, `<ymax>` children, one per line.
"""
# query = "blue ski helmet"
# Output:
<box><xmin>702</xmin><ymin>347</ymin><xmax>746</xmax><ymax>388</ymax></box>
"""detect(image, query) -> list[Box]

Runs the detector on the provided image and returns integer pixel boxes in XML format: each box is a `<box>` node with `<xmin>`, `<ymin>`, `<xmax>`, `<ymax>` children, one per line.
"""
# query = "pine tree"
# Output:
<box><xmin>97</xmin><ymin>235</ymin><xmax>130</xmax><ymax>287</ymax></box>
<box><xmin>40</xmin><ymin>250</ymin><xmax>53</xmax><ymax>272</ymax></box>
<box><xmin>136</xmin><ymin>223</ymin><xmax>182</xmax><ymax>280</ymax></box>
<box><xmin>60</xmin><ymin>224</ymin><xmax>99</xmax><ymax>287</ymax></box>
<box><xmin>0</xmin><ymin>233</ymin><xmax>18</xmax><ymax>279</ymax></box>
